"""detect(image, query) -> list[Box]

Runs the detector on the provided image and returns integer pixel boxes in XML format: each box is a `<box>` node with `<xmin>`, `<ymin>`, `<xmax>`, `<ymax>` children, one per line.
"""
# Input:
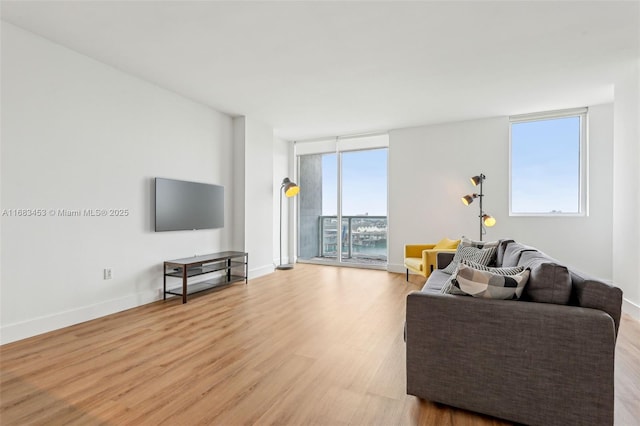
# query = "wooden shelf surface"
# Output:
<box><xmin>165</xmin><ymin>251</ymin><xmax>247</xmax><ymax>266</ymax></box>
<box><xmin>165</xmin><ymin>261</ymin><xmax>246</xmax><ymax>278</ymax></box>
<box><xmin>165</xmin><ymin>275</ymin><xmax>246</xmax><ymax>296</ymax></box>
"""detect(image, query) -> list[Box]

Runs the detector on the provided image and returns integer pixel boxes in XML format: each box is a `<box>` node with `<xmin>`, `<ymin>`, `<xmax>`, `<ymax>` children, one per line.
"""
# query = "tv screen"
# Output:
<box><xmin>154</xmin><ymin>178</ymin><xmax>224</xmax><ymax>232</ymax></box>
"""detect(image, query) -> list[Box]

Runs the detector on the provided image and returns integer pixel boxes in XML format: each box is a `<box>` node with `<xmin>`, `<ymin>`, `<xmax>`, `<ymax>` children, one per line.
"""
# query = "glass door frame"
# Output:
<box><xmin>294</xmin><ymin>134</ymin><xmax>389</xmax><ymax>270</ymax></box>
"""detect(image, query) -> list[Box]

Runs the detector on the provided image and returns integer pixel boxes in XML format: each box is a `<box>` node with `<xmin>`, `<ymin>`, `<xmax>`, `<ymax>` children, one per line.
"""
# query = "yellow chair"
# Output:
<box><xmin>404</xmin><ymin>238</ymin><xmax>460</xmax><ymax>281</ymax></box>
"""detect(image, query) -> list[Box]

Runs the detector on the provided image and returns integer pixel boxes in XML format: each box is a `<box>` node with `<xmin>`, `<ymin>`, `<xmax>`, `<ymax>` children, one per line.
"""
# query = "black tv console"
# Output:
<box><xmin>163</xmin><ymin>251</ymin><xmax>248</xmax><ymax>303</ymax></box>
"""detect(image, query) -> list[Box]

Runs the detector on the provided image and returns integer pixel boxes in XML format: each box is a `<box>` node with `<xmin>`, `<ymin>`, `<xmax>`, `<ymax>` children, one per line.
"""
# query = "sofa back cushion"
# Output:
<box><xmin>495</xmin><ymin>239</ymin><xmax>515</xmax><ymax>267</ymax></box>
<box><xmin>522</xmin><ymin>261</ymin><xmax>572</xmax><ymax>305</ymax></box>
<box><xmin>501</xmin><ymin>242</ymin><xmax>537</xmax><ymax>267</ymax></box>
<box><xmin>516</xmin><ymin>250</ymin><xmax>572</xmax><ymax>305</ymax></box>
<box><xmin>518</xmin><ymin>249</ymin><xmax>555</xmax><ymax>265</ymax></box>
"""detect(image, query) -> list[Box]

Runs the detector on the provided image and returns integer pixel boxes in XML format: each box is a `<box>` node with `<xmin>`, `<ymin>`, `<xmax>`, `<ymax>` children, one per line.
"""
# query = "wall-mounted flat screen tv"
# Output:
<box><xmin>155</xmin><ymin>178</ymin><xmax>224</xmax><ymax>232</ymax></box>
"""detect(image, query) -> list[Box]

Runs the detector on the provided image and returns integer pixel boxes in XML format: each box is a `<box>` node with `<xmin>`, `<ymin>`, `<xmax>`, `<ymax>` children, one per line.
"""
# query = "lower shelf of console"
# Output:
<box><xmin>165</xmin><ymin>275</ymin><xmax>246</xmax><ymax>297</ymax></box>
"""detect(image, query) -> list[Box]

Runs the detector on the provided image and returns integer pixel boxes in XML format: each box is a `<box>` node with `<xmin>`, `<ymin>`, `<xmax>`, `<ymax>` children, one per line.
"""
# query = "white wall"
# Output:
<box><xmin>613</xmin><ymin>60</ymin><xmax>640</xmax><ymax>318</ymax></box>
<box><xmin>388</xmin><ymin>104</ymin><xmax>615</xmax><ymax>281</ymax></box>
<box><xmin>0</xmin><ymin>23</ymin><xmax>236</xmax><ymax>343</ymax></box>
<box><xmin>232</xmin><ymin>118</ymin><xmax>246</xmax><ymax>253</ymax></box>
<box><xmin>242</xmin><ymin>117</ymin><xmax>275</xmax><ymax>278</ymax></box>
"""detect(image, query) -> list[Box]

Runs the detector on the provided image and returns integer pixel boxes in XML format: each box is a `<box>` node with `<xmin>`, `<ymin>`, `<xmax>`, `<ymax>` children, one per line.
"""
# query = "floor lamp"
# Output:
<box><xmin>277</xmin><ymin>177</ymin><xmax>300</xmax><ymax>270</ymax></box>
<box><xmin>461</xmin><ymin>173</ymin><xmax>496</xmax><ymax>241</ymax></box>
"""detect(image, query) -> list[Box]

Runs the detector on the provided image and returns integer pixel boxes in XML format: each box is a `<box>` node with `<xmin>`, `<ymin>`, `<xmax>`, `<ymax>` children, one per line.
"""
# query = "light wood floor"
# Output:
<box><xmin>1</xmin><ymin>264</ymin><xmax>639</xmax><ymax>425</ymax></box>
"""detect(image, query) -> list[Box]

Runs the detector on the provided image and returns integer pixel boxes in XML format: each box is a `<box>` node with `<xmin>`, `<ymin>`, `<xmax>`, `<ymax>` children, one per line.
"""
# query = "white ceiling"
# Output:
<box><xmin>1</xmin><ymin>1</ymin><xmax>638</xmax><ymax>141</ymax></box>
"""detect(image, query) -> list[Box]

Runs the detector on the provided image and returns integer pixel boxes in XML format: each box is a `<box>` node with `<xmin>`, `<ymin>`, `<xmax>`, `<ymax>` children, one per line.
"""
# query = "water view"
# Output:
<box><xmin>320</xmin><ymin>216</ymin><xmax>387</xmax><ymax>263</ymax></box>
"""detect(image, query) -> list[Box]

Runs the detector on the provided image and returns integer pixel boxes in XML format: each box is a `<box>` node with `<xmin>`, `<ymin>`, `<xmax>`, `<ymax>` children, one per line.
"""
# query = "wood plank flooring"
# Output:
<box><xmin>1</xmin><ymin>264</ymin><xmax>639</xmax><ymax>425</ymax></box>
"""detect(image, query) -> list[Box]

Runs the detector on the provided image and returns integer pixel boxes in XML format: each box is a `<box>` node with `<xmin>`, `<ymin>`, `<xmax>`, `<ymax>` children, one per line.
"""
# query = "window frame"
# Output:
<box><xmin>509</xmin><ymin>107</ymin><xmax>588</xmax><ymax>217</ymax></box>
<box><xmin>294</xmin><ymin>133</ymin><xmax>389</xmax><ymax>268</ymax></box>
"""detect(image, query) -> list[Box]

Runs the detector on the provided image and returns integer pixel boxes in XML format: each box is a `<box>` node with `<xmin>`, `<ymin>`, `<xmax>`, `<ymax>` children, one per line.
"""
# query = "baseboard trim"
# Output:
<box><xmin>623</xmin><ymin>298</ymin><xmax>640</xmax><ymax>321</ymax></box>
<box><xmin>387</xmin><ymin>263</ymin><xmax>406</xmax><ymax>274</ymax></box>
<box><xmin>249</xmin><ymin>264</ymin><xmax>274</xmax><ymax>279</ymax></box>
<box><xmin>0</xmin><ymin>290</ymin><xmax>159</xmax><ymax>345</ymax></box>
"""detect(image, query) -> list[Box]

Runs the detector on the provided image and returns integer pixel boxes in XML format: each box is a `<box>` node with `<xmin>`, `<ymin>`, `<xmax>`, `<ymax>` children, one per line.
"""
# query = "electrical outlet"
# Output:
<box><xmin>104</xmin><ymin>268</ymin><xmax>113</xmax><ymax>280</ymax></box>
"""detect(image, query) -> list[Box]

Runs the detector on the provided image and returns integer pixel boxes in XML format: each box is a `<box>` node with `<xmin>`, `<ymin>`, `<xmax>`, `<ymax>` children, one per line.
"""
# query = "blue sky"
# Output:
<box><xmin>322</xmin><ymin>149</ymin><xmax>388</xmax><ymax>216</ymax></box>
<box><xmin>511</xmin><ymin>116</ymin><xmax>581</xmax><ymax>213</ymax></box>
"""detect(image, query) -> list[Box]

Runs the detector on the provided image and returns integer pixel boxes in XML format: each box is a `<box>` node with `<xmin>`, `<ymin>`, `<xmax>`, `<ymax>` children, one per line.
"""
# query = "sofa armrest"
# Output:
<box><xmin>406</xmin><ymin>293</ymin><xmax>616</xmax><ymax>426</ymax></box>
<box><xmin>423</xmin><ymin>249</ymin><xmax>457</xmax><ymax>272</ymax></box>
<box><xmin>570</xmin><ymin>270</ymin><xmax>623</xmax><ymax>338</ymax></box>
<box><xmin>405</xmin><ymin>244</ymin><xmax>435</xmax><ymax>258</ymax></box>
<box><xmin>435</xmin><ymin>251</ymin><xmax>455</xmax><ymax>269</ymax></box>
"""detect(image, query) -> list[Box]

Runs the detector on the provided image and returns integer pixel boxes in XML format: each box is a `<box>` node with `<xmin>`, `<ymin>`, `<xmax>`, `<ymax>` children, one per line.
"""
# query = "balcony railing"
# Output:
<box><xmin>319</xmin><ymin>216</ymin><xmax>387</xmax><ymax>262</ymax></box>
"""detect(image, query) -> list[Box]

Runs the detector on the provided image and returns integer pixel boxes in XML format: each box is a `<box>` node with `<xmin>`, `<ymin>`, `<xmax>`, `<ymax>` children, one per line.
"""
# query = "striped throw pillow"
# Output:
<box><xmin>459</xmin><ymin>259</ymin><xmax>524</xmax><ymax>274</ymax></box>
<box><xmin>441</xmin><ymin>245</ymin><xmax>497</xmax><ymax>274</ymax></box>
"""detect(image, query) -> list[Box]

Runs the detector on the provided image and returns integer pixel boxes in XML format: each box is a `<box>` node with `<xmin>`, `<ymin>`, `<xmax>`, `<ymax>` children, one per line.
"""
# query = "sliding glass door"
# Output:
<box><xmin>296</xmin><ymin>135</ymin><xmax>388</xmax><ymax>268</ymax></box>
<box><xmin>340</xmin><ymin>149</ymin><xmax>387</xmax><ymax>264</ymax></box>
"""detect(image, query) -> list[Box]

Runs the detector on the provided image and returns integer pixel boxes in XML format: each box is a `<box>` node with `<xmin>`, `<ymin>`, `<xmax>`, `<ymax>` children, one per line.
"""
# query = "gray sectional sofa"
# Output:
<box><xmin>405</xmin><ymin>239</ymin><xmax>623</xmax><ymax>426</ymax></box>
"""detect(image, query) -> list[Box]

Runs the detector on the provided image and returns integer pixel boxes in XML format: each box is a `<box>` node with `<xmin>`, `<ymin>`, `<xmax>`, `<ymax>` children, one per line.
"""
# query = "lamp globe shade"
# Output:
<box><xmin>483</xmin><ymin>214</ymin><xmax>496</xmax><ymax>227</ymax></box>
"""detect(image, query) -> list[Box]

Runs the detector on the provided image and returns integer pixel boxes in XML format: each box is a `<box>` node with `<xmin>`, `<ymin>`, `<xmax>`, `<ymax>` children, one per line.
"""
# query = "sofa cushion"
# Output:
<box><xmin>441</xmin><ymin>245</ymin><xmax>497</xmax><ymax>274</ymax></box>
<box><xmin>501</xmin><ymin>242</ymin><xmax>537</xmax><ymax>267</ymax></box>
<box><xmin>453</xmin><ymin>263</ymin><xmax>530</xmax><ymax>299</ymax></box>
<box><xmin>421</xmin><ymin>270</ymin><xmax>451</xmax><ymax>293</ymax></box>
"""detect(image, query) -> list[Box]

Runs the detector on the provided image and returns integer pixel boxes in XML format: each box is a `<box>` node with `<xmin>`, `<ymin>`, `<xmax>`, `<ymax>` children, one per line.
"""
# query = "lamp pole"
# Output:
<box><xmin>478</xmin><ymin>175</ymin><xmax>484</xmax><ymax>241</ymax></box>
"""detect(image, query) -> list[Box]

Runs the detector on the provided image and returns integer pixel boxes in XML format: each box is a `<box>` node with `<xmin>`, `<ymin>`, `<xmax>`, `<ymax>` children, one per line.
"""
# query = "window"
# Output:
<box><xmin>510</xmin><ymin>108</ymin><xmax>587</xmax><ymax>216</ymax></box>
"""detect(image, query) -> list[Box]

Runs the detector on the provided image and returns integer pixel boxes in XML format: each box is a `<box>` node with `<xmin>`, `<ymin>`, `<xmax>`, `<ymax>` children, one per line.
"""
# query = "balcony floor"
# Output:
<box><xmin>306</xmin><ymin>255</ymin><xmax>387</xmax><ymax>268</ymax></box>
